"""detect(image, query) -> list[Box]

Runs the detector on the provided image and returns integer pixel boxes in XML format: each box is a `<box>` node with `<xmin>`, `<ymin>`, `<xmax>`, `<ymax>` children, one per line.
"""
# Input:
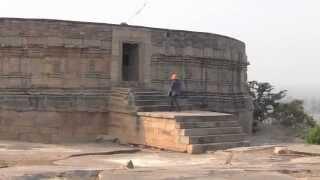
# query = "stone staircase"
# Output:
<box><xmin>109</xmin><ymin>87</ymin><xmax>194</xmax><ymax>113</ymax></box>
<box><xmin>137</xmin><ymin>112</ymin><xmax>249</xmax><ymax>154</ymax></box>
<box><xmin>109</xmin><ymin>87</ymin><xmax>250</xmax><ymax>153</ymax></box>
<box><xmin>176</xmin><ymin>114</ymin><xmax>249</xmax><ymax>153</ymax></box>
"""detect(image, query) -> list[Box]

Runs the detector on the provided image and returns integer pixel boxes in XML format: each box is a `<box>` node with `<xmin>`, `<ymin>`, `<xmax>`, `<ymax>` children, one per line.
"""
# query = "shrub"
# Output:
<box><xmin>306</xmin><ymin>125</ymin><xmax>320</xmax><ymax>144</ymax></box>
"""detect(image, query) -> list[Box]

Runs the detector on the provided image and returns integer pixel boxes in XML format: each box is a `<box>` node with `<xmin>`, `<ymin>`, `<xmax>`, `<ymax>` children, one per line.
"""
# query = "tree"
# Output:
<box><xmin>273</xmin><ymin>99</ymin><xmax>316</xmax><ymax>129</ymax></box>
<box><xmin>306</xmin><ymin>125</ymin><xmax>320</xmax><ymax>145</ymax></box>
<box><xmin>248</xmin><ymin>81</ymin><xmax>287</xmax><ymax>122</ymax></box>
<box><xmin>248</xmin><ymin>80</ymin><xmax>317</xmax><ymax>134</ymax></box>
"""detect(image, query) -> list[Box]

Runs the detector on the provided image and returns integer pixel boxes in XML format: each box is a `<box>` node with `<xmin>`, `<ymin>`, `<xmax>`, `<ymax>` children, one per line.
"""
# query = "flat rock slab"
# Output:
<box><xmin>0</xmin><ymin>140</ymin><xmax>139</xmax><ymax>168</ymax></box>
<box><xmin>287</xmin><ymin>144</ymin><xmax>320</xmax><ymax>156</ymax></box>
<box><xmin>0</xmin><ymin>140</ymin><xmax>139</xmax><ymax>155</ymax></box>
<box><xmin>225</xmin><ymin>145</ymin><xmax>281</xmax><ymax>152</ymax></box>
<box><xmin>0</xmin><ymin>141</ymin><xmax>319</xmax><ymax>179</ymax></box>
<box><xmin>62</xmin><ymin>143</ymin><xmax>140</xmax><ymax>157</ymax></box>
<box><xmin>138</xmin><ymin>111</ymin><xmax>231</xmax><ymax>119</ymax></box>
<box><xmin>99</xmin><ymin>169</ymin><xmax>296</xmax><ymax>180</ymax></box>
<box><xmin>96</xmin><ymin>151</ymin><xmax>215</xmax><ymax>168</ymax></box>
<box><xmin>226</xmin><ymin>144</ymin><xmax>320</xmax><ymax>156</ymax></box>
<box><xmin>0</xmin><ymin>140</ymin><xmax>140</xmax><ymax>178</ymax></box>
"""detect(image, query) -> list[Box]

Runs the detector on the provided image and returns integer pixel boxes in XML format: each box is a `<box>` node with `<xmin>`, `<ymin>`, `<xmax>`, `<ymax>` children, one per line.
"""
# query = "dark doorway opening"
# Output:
<box><xmin>122</xmin><ymin>43</ymin><xmax>139</xmax><ymax>81</ymax></box>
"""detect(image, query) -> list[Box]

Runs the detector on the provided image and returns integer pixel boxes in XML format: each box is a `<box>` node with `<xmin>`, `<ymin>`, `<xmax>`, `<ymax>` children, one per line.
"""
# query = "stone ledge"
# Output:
<box><xmin>137</xmin><ymin>111</ymin><xmax>231</xmax><ymax>119</ymax></box>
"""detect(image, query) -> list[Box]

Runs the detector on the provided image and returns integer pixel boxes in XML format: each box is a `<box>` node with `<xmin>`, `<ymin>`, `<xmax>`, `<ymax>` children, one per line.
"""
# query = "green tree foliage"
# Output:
<box><xmin>273</xmin><ymin>100</ymin><xmax>316</xmax><ymax>129</ymax></box>
<box><xmin>248</xmin><ymin>80</ymin><xmax>317</xmax><ymax>134</ymax></box>
<box><xmin>248</xmin><ymin>81</ymin><xmax>287</xmax><ymax>122</ymax></box>
<box><xmin>306</xmin><ymin>125</ymin><xmax>320</xmax><ymax>145</ymax></box>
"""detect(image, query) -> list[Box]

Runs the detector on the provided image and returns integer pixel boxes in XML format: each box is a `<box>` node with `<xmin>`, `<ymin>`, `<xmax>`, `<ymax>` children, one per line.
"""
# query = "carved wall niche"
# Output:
<box><xmin>2</xmin><ymin>57</ymin><xmax>22</xmax><ymax>74</ymax></box>
<box><xmin>0</xmin><ymin>57</ymin><xmax>31</xmax><ymax>88</ymax></box>
<box><xmin>43</xmin><ymin>58</ymin><xmax>64</xmax><ymax>78</ymax></box>
<box><xmin>38</xmin><ymin>58</ymin><xmax>63</xmax><ymax>87</ymax></box>
<box><xmin>88</xmin><ymin>60</ymin><xmax>96</xmax><ymax>73</ymax></box>
<box><xmin>82</xmin><ymin>58</ymin><xmax>110</xmax><ymax>79</ymax></box>
<box><xmin>206</xmin><ymin>66</ymin><xmax>219</xmax><ymax>93</ymax></box>
<box><xmin>78</xmin><ymin>57</ymin><xmax>111</xmax><ymax>88</ymax></box>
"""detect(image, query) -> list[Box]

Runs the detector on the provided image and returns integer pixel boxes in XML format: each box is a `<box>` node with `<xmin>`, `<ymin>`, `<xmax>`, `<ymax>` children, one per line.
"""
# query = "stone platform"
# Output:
<box><xmin>108</xmin><ymin>111</ymin><xmax>249</xmax><ymax>154</ymax></box>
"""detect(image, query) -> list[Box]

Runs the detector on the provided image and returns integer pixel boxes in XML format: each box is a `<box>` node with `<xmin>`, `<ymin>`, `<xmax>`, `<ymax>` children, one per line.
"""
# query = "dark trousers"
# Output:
<box><xmin>169</xmin><ymin>95</ymin><xmax>180</xmax><ymax>111</ymax></box>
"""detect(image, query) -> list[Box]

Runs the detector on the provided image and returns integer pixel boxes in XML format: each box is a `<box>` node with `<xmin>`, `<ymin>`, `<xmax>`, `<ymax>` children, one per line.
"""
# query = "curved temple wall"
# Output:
<box><xmin>149</xmin><ymin>30</ymin><xmax>252</xmax><ymax>133</ymax></box>
<box><xmin>0</xmin><ymin>18</ymin><xmax>252</xmax><ymax>142</ymax></box>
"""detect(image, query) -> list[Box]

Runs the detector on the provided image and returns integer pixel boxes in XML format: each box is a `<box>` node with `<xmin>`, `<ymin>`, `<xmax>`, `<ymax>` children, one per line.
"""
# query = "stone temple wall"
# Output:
<box><xmin>150</xmin><ymin>30</ymin><xmax>248</xmax><ymax>93</ymax></box>
<box><xmin>0</xmin><ymin>19</ymin><xmax>112</xmax><ymax>142</ymax></box>
<box><xmin>149</xmin><ymin>30</ymin><xmax>252</xmax><ymax>133</ymax></box>
<box><xmin>0</xmin><ymin>19</ymin><xmax>112</xmax><ymax>112</ymax></box>
<box><xmin>0</xmin><ymin>18</ymin><xmax>252</xmax><ymax>142</ymax></box>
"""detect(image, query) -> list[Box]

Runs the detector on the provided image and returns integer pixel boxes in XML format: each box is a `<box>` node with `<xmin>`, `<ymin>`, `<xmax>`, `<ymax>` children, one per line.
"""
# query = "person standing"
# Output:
<box><xmin>168</xmin><ymin>73</ymin><xmax>181</xmax><ymax>111</ymax></box>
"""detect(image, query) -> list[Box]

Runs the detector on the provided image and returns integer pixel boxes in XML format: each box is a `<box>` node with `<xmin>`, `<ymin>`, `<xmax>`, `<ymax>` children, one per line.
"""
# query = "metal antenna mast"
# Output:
<box><xmin>126</xmin><ymin>0</ymin><xmax>149</xmax><ymax>24</ymax></box>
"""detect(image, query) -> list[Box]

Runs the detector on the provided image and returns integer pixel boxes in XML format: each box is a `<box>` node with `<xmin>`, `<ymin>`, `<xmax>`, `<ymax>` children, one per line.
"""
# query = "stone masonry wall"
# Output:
<box><xmin>0</xmin><ymin>19</ymin><xmax>112</xmax><ymax>89</ymax></box>
<box><xmin>0</xmin><ymin>110</ymin><xmax>109</xmax><ymax>143</ymax></box>
<box><xmin>0</xmin><ymin>18</ymin><xmax>252</xmax><ymax>142</ymax></box>
<box><xmin>108</xmin><ymin>112</ymin><xmax>187</xmax><ymax>152</ymax></box>
<box><xmin>0</xmin><ymin>19</ymin><xmax>251</xmax><ymax>115</ymax></box>
<box><xmin>0</xmin><ymin>18</ymin><xmax>112</xmax><ymax>112</ymax></box>
<box><xmin>0</xmin><ymin>19</ymin><xmax>113</xmax><ymax>142</ymax></box>
<box><xmin>150</xmin><ymin>30</ymin><xmax>252</xmax><ymax>133</ymax></box>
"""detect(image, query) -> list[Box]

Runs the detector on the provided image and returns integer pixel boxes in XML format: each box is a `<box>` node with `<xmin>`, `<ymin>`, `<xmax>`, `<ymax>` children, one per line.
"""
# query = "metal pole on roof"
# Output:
<box><xmin>127</xmin><ymin>0</ymin><xmax>149</xmax><ymax>24</ymax></box>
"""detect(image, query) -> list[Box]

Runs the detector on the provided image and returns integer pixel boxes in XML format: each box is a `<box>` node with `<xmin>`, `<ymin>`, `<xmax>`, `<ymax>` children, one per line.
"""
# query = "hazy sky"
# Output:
<box><xmin>0</xmin><ymin>0</ymin><xmax>319</xmax><ymax>95</ymax></box>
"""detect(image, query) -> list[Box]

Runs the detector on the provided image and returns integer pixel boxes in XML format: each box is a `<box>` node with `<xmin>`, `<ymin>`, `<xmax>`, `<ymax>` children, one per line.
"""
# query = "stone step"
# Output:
<box><xmin>112</xmin><ymin>90</ymin><xmax>162</xmax><ymax>95</ymax></box>
<box><xmin>136</xmin><ymin>104</ymin><xmax>195</xmax><ymax>112</ymax></box>
<box><xmin>134</xmin><ymin>99</ymin><xmax>169</xmax><ymax>106</ymax></box>
<box><xmin>111</xmin><ymin>90</ymin><xmax>164</xmax><ymax>98</ymax></box>
<box><xmin>134</xmin><ymin>91</ymin><xmax>164</xmax><ymax>96</ymax></box>
<box><xmin>175</xmin><ymin>115</ymin><xmax>234</xmax><ymax>123</ymax></box>
<box><xmin>188</xmin><ymin>141</ymin><xmax>250</xmax><ymax>154</ymax></box>
<box><xmin>110</xmin><ymin>96</ymin><xmax>128</xmax><ymax>102</ymax></box>
<box><xmin>134</xmin><ymin>95</ymin><xmax>168</xmax><ymax>100</ymax></box>
<box><xmin>111</xmin><ymin>87</ymin><xmax>131</xmax><ymax>92</ymax></box>
<box><xmin>109</xmin><ymin>101</ymin><xmax>131</xmax><ymax>108</ymax></box>
<box><xmin>108</xmin><ymin>104</ymin><xmax>137</xmax><ymax>114</ymax></box>
<box><xmin>180</xmin><ymin>127</ymin><xmax>243</xmax><ymax>136</ymax></box>
<box><xmin>180</xmin><ymin>133</ymin><xmax>247</xmax><ymax>144</ymax></box>
<box><xmin>136</xmin><ymin>105</ymin><xmax>173</xmax><ymax>112</ymax></box>
<box><xmin>111</xmin><ymin>88</ymin><xmax>130</xmax><ymax>92</ymax></box>
<box><xmin>110</xmin><ymin>92</ymin><xmax>129</xmax><ymax>97</ymax></box>
<box><xmin>176</xmin><ymin>121</ymin><xmax>240</xmax><ymax>129</ymax></box>
<box><xmin>110</xmin><ymin>93</ymin><xmax>129</xmax><ymax>99</ymax></box>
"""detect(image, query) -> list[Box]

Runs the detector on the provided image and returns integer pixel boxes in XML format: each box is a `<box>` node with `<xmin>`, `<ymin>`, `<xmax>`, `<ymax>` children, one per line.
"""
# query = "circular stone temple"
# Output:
<box><xmin>0</xmin><ymin>18</ymin><xmax>252</xmax><ymax>153</ymax></box>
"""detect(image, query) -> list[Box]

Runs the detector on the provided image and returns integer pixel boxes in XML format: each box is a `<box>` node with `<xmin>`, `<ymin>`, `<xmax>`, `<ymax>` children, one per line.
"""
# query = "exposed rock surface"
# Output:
<box><xmin>0</xmin><ymin>140</ymin><xmax>319</xmax><ymax>180</ymax></box>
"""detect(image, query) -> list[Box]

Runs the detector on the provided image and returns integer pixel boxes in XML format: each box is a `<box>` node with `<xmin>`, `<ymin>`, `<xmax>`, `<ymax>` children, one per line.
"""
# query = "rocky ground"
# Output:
<box><xmin>0</xmin><ymin>125</ymin><xmax>319</xmax><ymax>180</ymax></box>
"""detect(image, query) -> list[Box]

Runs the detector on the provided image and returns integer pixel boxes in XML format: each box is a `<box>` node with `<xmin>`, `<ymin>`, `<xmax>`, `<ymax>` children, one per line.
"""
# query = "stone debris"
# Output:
<box><xmin>274</xmin><ymin>147</ymin><xmax>290</xmax><ymax>155</ymax></box>
<box><xmin>288</xmin><ymin>144</ymin><xmax>320</xmax><ymax>156</ymax></box>
<box><xmin>224</xmin><ymin>152</ymin><xmax>234</xmax><ymax>165</ymax></box>
<box><xmin>95</xmin><ymin>135</ymin><xmax>118</xmax><ymax>143</ymax></box>
<box><xmin>126</xmin><ymin>160</ymin><xmax>135</xmax><ymax>169</ymax></box>
<box><xmin>0</xmin><ymin>160</ymin><xmax>12</xmax><ymax>168</ymax></box>
<box><xmin>274</xmin><ymin>145</ymin><xmax>320</xmax><ymax>156</ymax></box>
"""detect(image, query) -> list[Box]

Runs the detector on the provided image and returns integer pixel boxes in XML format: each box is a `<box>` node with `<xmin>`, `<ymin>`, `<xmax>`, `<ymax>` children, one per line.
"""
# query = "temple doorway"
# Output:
<box><xmin>122</xmin><ymin>43</ymin><xmax>139</xmax><ymax>82</ymax></box>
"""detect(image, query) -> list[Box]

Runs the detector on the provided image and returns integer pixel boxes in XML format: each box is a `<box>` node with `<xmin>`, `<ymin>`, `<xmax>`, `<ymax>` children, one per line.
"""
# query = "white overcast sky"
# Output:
<box><xmin>0</xmin><ymin>0</ymin><xmax>319</xmax><ymax>96</ymax></box>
